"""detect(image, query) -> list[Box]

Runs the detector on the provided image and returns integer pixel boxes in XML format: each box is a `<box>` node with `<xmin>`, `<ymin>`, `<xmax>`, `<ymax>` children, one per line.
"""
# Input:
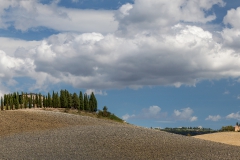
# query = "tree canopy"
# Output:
<box><xmin>1</xmin><ymin>90</ymin><xmax>98</xmax><ymax>112</ymax></box>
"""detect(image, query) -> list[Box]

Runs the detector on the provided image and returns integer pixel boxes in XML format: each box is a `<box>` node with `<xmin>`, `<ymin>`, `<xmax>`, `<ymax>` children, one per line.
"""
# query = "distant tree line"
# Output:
<box><xmin>0</xmin><ymin>90</ymin><xmax>97</xmax><ymax>112</ymax></box>
<box><xmin>161</xmin><ymin>127</ymin><xmax>217</xmax><ymax>136</ymax></box>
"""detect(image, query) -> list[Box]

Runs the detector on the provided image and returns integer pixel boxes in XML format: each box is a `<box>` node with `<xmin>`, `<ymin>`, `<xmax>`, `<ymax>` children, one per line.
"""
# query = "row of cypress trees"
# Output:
<box><xmin>0</xmin><ymin>90</ymin><xmax>97</xmax><ymax>112</ymax></box>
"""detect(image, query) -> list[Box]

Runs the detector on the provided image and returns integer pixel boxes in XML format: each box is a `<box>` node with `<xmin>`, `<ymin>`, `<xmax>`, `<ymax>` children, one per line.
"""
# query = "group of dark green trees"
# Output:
<box><xmin>0</xmin><ymin>90</ymin><xmax>97</xmax><ymax>112</ymax></box>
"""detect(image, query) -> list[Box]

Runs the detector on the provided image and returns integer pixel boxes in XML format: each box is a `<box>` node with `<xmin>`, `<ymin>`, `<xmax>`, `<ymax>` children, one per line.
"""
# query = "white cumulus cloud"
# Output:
<box><xmin>190</xmin><ymin>116</ymin><xmax>198</xmax><ymax>122</ymax></box>
<box><xmin>224</xmin><ymin>7</ymin><xmax>240</xmax><ymax>29</ymax></box>
<box><xmin>9</xmin><ymin>24</ymin><xmax>239</xmax><ymax>90</ymax></box>
<box><xmin>226</xmin><ymin>112</ymin><xmax>240</xmax><ymax>120</ymax></box>
<box><xmin>1</xmin><ymin>0</ymin><xmax>240</xmax><ymax>93</ymax></box>
<box><xmin>115</xmin><ymin>0</ymin><xmax>224</xmax><ymax>36</ymax></box>
<box><xmin>122</xmin><ymin>114</ymin><xmax>136</xmax><ymax>121</ymax></box>
<box><xmin>85</xmin><ymin>89</ymin><xmax>107</xmax><ymax>96</ymax></box>
<box><xmin>173</xmin><ymin>107</ymin><xmax>197</xmax><ymax>122</ymax></box>
<box><xmin>122</xmin><ymin>105</ymin><xmax>164</xmax><ymax>121</ymax></box>
<box><xmin>148</xmin><ymin>106</ymin><xmax>161</xmax><ymax>115</ymax></box>
<box><xmin>205</xmin><ymin>115</ymin><xmax>221</xmax><ymax>121</ymax></box>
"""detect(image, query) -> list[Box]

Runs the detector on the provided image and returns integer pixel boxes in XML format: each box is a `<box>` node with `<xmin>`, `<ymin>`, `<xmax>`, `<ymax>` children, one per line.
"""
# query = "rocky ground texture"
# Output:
<box><xmin>0</xmin><ymin>109</ymin><xmax>240</xmax><ymax>159</ymax></box>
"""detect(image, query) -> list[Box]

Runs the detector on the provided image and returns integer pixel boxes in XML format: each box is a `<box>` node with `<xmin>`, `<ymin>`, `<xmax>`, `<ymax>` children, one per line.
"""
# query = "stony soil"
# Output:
<box><xmin>0</xmin><ymin>109</ymin><xmax>240</xmax><ymax>159</ymax></box>
<box><xmin>194</xmin><ymin>132</ymin><xmax>240</xmax><ymax>146</ymax></box>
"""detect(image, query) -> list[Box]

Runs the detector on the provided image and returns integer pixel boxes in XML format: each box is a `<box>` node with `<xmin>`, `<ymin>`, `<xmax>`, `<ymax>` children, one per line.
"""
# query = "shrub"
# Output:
<box><xmin>220</xmin><ymin>125</ymin><xmax>235</xmax><ymax>132</ymax></box>
<box><xmin>97</xmin><ymin>106</ymin><xmax>123</xmax><ymax>123</ymax></box>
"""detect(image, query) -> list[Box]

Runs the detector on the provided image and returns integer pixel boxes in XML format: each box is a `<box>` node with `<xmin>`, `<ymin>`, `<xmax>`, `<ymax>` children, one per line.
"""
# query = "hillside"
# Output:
<box><xmin>0</xmin><ymin>109</ymin><xmax>240</xmax><ymax>159</ymax></box>
<box><xmin>0</xmin><ymin>108</ymin><xmax>120</xmax><ymax>137</ymax></box>
<box><xmin>194</xmin><ymin>132</ymin><xmax>240</xmax><ymax>146</ymax></box>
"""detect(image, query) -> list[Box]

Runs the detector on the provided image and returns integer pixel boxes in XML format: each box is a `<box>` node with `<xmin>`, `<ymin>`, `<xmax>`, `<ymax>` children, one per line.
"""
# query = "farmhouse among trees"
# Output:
<box><xmin>0</xmin><ymin>90</ymin><xmax>97</xmax><ymax>112</ymax></box>
<box><xmin>235</xmin><ymin>122</ymin><xmax>240</xmax><ymax>132</ymax></box>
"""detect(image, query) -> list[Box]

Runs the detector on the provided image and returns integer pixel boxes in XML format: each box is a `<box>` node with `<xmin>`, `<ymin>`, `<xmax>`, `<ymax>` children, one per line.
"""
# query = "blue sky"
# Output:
<box><xmin>1</xmin><ymin>0</ymin><xmax>240</xmax><ymax>130</ymax></box>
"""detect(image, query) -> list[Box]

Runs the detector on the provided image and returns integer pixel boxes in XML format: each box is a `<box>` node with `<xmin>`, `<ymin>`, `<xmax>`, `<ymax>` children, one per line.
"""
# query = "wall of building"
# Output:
<box><xmin>235</xmin><ymin>126</ymin><xmax>240</xmax><ymax>132</ymax></box>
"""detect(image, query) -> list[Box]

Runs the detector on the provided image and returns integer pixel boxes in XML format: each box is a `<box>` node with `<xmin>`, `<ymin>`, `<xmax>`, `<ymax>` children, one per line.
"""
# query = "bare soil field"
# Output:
<box><xmin>194</xmin><ymin>132</ymin><xmax>240</xmax><ymax>146</ymax></box>
<box><xmin>0</xmin><ymin>109</ymin><xmax>240</xmax><ymax>159</ymax></box>
<box><xmin>0</xmin><ymin>108</ymin><xmax>116</xmax><ymax>137</ymax></box>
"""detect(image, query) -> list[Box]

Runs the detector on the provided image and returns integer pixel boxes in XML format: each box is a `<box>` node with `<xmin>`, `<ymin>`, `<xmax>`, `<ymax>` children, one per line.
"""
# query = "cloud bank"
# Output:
<box><xmin>0</xmin><ymin>0</ymin><xmax>240</xmax><ymax>92</ymax></box>
<box><xmin>0</xmin><ymin>0</ymin><xmax>117</xmax><ymax>33</ymax></box>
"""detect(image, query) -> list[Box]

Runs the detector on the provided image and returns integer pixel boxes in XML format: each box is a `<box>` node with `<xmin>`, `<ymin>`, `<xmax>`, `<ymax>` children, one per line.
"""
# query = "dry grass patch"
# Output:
<box><xmin>194</xmin><ymin>132</ymin><xmax>240</xmax><ymax>146</ymax></box>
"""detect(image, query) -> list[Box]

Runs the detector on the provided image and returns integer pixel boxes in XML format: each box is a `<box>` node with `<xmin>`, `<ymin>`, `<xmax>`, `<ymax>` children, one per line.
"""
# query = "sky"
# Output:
<box><xmin>1</xmin><ymin>0</ymin><xmax>240</xmax><ymax>130</ymax></box>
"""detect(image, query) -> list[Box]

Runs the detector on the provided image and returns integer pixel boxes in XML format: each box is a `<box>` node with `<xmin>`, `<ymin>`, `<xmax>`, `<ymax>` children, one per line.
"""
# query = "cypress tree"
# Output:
<box><xmin>45</xmin><ymin>95</ymin><xmax>48</xmax><ymax>107</ymax></box>
<box><xmin>5</xmin><ymin>94</ymin><xmax>9</xmax><ymax>110</ymax></box>
<box><xmin>72</xmin><ymin>92</ymin><xmax>79</xmax><ymax>109</ymax></box>
<box><xmin>13</xmin><ymin>92</ymin><xmax>16</xmax><ymax>108</ymax></box>
<box><xmin>63</xmin><ymin>90</ymin><xmax>68</xmax><ymax>108</ymax></box>
<box><xmin>45</xmin><ymin>95</ymin><xmax>48</xmax><ymax>108</ymax></box>
<box><xmin>43</xmin><ymin>96</ymin><xmax>46</xmax><ymax>108</ymax></box>
<box><xmin>89</xmin><ymin>92</ymin><xmax>94</xmax><ymax>112</ymax></box>
<box><xmin>47</xmin><ymin>92</ymin><xmax>52</xmax><ymax>108</ymax></box>
<box><xmin>4</xmin><ymin>94</ymin><xmax>6</xmax><ymax>106</ymax></box>
<box><xmin>53</xmin><ymin>91</ymin><xmax>59</xmax><ymax>108</ymax></box>
<box><xmin>39</xmin><ymin>93</ymin><xmax>42</xmax><ymax>108</ymax></box>
<box><xmin>55</xmin><ymin>91</ymin><xmax>59</xmax><ymax>108</ymax></box>
<box><xmin>60</xmin><ymin>90</ymin><xmax>64</xmax><ymax>108</ymax></box>
<box><xmin>79</xmin><ymin>91</ymin><xmax>84</xmax><ymax>110</ymax></box>
<box><xmin>52</xmin><ymin>91</ymin><xmax>55</xmax><ymax>108</ymax></box>
<box><xmin>24</xmin><ymin>96</ymin><xmax>27</xmax><ymax>109</ymax></box>
<box><xmin>57</xmin><ymin>93</ymin><xmax>61</xmax><ymax>108</ymax></box>
<box><xmin>7</xmin><ymin>94</ymin><xmax>10</xmax><ymax>109</ymax></box>
<box><xmin>10</xmin><ymin>95</ymin><xmax>13</xmax><ymax>110</ymax></box>
<box><xmin>20</xmin><ymin>92</ymin><xmax>24</xmax><ymax>107</ymax></box>
<box><xmin>84</xmin><ymin>94</ymin><xmax>89</xmax><ymax>111</ymax></box>
<box><xmin>83</xmin><ymin>94</ymin><xmax>86</xmax><ymax>110</ymax></box>
<box><xmin>7</xmin><ymin>94</ymin><xmax>9</xmax><ymax>110</ymax></box>
<box><xmin>17</xmin><ymin>92</ymin><xmax>21</xmax><ymax>108</ymax></box>
<box><xmin>89</xmin><ymin>92</ymin><xmax>97</xmax><ymax>112</ymax></box>
<box><xmin>29</xmin><ymin>94</ymin><xmax>33</xmax><ymax>108</ymax></box>
<box><xmin>93</xmin><ymin>93</ymin><xmax>97</xmax><ymax>111</ymax></box>
<box><xmin>12</xmin><ymin>92</ymin><xmax>16</xmax><ymax>109</ymax></box>
<box><xmin>1</xmin><ymin>96</ymin><xmax>3</xmax><ymax>110</ymax></box>
<box><xmin>68</xmin><ymin>93</ymin><xmax>72</xmax><ymax>109</ymax></box>
<box><xmin>35</xmin><ymin>94</ymin><xmax>38</xmax><ymax>108</ymax></box>
<box><xmin>15</xmin><ymin>93</ymin><xmax>19</xmax><ymax>110</ymax></box>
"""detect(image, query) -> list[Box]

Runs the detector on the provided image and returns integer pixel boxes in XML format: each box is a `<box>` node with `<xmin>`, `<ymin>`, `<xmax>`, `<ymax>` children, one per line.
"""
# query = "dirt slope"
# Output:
<box><xmin>0</xmin><ymin>108</ymin><xmax>112</xmax><ymax>137</ymax></box>
<box><xmin>0</xmin><ymin>109</ymin><xmax>75</xmax><ymax>136</ymax></box>
<box><xmin>1</xmin><ymin>109</ymin><xmax>240</xmax><ymax>159</ymax></box>
<box><xmin>194</xmin><ymin>132</ymin><xmax>240</xmax><ymax>146</ymax></box>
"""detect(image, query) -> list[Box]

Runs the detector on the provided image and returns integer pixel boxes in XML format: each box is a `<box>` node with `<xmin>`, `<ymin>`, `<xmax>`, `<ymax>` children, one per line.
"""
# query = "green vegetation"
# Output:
<box><xmin>97</xmin><ymin>106</ymin><xmax>124</xmax><ymax>122</ymax></box>
<box><xmin>0</xmin><ymin>90</ymin><xmax>122</xmax><ymax>123</ymax></box>
<box><xmin>161</xmin><ymin>127</ymin><xmax>217</xmax><ymax>136</ymax></box>
<box><xmin>161</xmin><ymin>124</ymin><xmax>238</xmax><ymax>136</ymax></box>
<box><xmin>219</xmin><ymin>125</ymin><xmax>235</xmax><ymax>132</ymax></box>
<box><xmin>1</xmin><ymin>90</ymin><xmax>97</xmax><ymax>112</ymax></box>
